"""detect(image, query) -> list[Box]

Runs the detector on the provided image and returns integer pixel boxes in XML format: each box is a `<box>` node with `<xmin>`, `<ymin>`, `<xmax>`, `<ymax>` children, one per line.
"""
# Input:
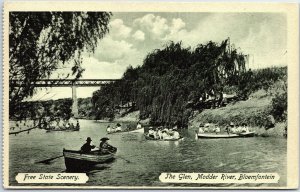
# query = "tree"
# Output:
<box><xmin>9</xmin><ymin>12</ymin><xmax>112</xmax><ymax>117</ymax></box>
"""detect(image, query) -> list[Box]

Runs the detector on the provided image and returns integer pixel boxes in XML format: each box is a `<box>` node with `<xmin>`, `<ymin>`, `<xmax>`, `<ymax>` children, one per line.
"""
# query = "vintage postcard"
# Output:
<box><xmin>2</xmin><ymin>1</ymin><xmax>299</xmax><ymax>189</ymax></box>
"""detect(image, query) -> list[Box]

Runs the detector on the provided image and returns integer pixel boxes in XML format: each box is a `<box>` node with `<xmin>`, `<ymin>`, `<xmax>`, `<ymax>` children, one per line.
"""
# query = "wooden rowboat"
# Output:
<box><xmin>46</xmin><ymin>126</ymin><xmax>79</xmax><ymax>132</ymax></box>
<box><xmin>144</xmin><ymin>134</ymin><xmax>184</xmax><ymax>141</ymax></box>
<box><xmin>107</xmin><ymin>127</ymin><xmax>144</xmax><ymax>134</ymax></box>
<box><xmin>196</xmin><ymin>131</ymin><xmax>255</xmax><ymax>139</ymax></box>
<box><xmin>63</xmin><ymin>149</ymin><xmax>116</xmax><ymax>171</ymax></box>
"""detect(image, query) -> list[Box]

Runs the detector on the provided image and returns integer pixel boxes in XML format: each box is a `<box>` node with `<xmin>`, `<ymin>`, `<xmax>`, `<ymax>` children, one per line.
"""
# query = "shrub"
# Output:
<box><xmin>271</xmin><ymin>91</ymin><xmax>287</xmax><ymax>122</ymax></box>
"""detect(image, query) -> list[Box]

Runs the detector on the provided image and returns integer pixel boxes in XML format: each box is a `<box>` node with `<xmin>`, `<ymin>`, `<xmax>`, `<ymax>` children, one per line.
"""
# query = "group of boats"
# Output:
<box><xmin>59</xmin><ymin>122</ymin><xmax>255</xmax><ymax>172</ymax></box>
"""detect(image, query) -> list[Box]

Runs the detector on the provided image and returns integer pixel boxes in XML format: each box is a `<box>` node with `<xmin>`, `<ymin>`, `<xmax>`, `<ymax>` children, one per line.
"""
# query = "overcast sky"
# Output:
<box><xmin>28</xmin><ymin>12</ymin><xmax>287</xmax><ymax>101</ymax></box>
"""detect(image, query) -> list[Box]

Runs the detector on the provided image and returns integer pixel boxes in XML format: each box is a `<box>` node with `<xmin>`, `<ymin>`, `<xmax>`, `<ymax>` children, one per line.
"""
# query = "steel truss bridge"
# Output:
<box><xmin>10</xmin><ymin>79</ymin><xmax>120</xmax><ymax>118</ymax></box>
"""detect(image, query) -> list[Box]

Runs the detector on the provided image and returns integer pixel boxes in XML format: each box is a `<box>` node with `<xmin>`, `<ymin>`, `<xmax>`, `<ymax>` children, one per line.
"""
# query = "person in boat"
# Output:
<box><xmin>157</xmin><ymin>127</ymin><xmax>163</xmax><ymax>139</ymax></box>
<box><xmin>241</xmin><ymin>123</ymin><xmax>249</xmax><ymax>133</ymax></box>
<box><xmin>70</xmin><ymin>123</ymin><xmax>75</xmax><ymax>129</ymax></box>
<box><xmin>204</xmin><ymin>123</ymin><xmax>210</xmax><ymax>132</ymax></box>
<box><xmin>148</xmin><ymin>127</ymin><xmax>155</xmax><ymax>138</ymax></box>
<box><xmin>198</xmin><ymin>123</ymin><xmax>205</xmax><ymax>133</ymax></box>
<box><xmin>236</xmin><ymin>124</ymin><xmax>242</xmax><ymax>133</ymax></box>
<box><xmin>154</xmin><ymin>128</ymin><xmax>160</xmax><ymax>139</ymax></box>
<box><xmin>225</xmin><ymin>125</ymin><xmax>230</xmax><ymax>135</ymax></box>
<box><xmin>116</xmin><ymin>123</ymin><xmax>122</xmax><ymax>132</ymax></box>
<box><xmin>168</xmin><ymin>128</ymin><xmax>174</xmax><ymax>136</ymax></box>
<box><xmin>99</xmin><ymin>137</ymin><xmax>117</xmax><ymax>154</ymax></box>
<box><xmin>76</xmin><ymin>120</ymin><xmax>80</xmax><ymax>129</ymax></box>
<box><xmin>230</xmin><ymin>122</ymin><xmax>236</xmax><ymax>133</ymax></box>
<box><xmin>214</xmin><ymin>125</ymin><xmax>221</xmax><ymax>134</ymax></box>
<box><xmin>172</xmin><ymin>128</ymin><xmax>180</xmax><ymax>139</ymax></box>
<box><xmin>81</xmin><ymin>137</ymin><xmax>96</xmax><ymax>153</ymax></box>
<box><xmin>136</xmin><ymin>122</ymin><xmax>142</xmax><ymax>129</ymax></box>
<box><xmin>65</xmin><ymin>122</ymin><xmax>70</xmax><ymax>129</ymax></box>
<box><xmin>106</xmin><ymin>125</ymin><xmax>112</xmax><ymax>133</ymax></box>
<box><xmin>161</xmin><ymin>130</ymin><xmax>172</xmax><ymax>140</ymax></box>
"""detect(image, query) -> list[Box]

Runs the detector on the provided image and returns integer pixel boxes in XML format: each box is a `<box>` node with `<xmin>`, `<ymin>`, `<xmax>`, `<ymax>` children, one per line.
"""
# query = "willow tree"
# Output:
<box><xmin>9</xmin><ymin>12</ymin><xmax>111</xmax><ymax>117</ymax></box>
<box><xmin>91</xmin><ymin>40</ymin><xmax>248</xmax><ymax>126</ymax></box>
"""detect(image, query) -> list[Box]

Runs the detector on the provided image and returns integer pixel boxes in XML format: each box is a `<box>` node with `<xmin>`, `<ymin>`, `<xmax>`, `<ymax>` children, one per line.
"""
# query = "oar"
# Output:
<box><xmin>116</xmin><ymin>154</ymin><xmax>131</xmax><ymax>163</ymax></box>
<box><xmin>36</xmin><ymin>155</ymin><xmax>64</xmax><ymax>164</ymax></box>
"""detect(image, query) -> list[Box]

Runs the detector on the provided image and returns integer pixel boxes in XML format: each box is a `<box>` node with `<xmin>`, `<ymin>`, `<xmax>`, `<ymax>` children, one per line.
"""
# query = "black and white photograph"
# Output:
<box><xmin>3</xmin><ymin>2</ymin><xmax>299</xmax><ymax>189</ymax></box>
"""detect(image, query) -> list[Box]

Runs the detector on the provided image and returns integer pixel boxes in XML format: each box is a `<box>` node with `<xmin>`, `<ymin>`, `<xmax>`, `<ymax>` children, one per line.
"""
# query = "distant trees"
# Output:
<box><xmin>9</xmin><ymin>12</ymin><xmax>111</xmax><ymax>117</ymax></box>
<box><xmin>13</xmin><ymin>99</ymin><xmax>73</xmax><ymax>123</ymax></box>
<box><xmin>92</xmin><ymin>39</ymin><xmax>249</xmax><ymax>127</ymax></box>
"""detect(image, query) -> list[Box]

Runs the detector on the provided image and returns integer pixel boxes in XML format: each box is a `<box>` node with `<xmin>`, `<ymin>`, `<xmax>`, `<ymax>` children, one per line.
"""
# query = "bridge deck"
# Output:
<box><xmin>10</xmin><ymin>79</ymin><xmax>120</xmax><ymax>87</ymax></box>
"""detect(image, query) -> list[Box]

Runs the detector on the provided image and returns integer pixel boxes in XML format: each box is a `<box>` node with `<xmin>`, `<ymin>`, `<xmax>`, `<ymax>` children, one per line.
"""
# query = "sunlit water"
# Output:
<box><xmin>9</xmin><ymin>119</ymin><xmax>286</xmax><ymax>187</ymax></box>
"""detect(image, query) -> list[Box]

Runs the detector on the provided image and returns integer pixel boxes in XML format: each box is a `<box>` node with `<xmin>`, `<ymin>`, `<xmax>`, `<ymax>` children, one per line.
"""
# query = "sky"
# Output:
<box><xmin>28</xmin><ymin>12</ymin><xmax>287</xmax><ymax>101</ymax></box>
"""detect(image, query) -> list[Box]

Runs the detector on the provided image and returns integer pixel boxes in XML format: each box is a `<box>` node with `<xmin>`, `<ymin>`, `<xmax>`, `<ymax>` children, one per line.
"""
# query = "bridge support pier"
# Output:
<box><xmin>72</xmin><ymin>84</ymin><xmax>79</xmax><ymax>118</ymax></box>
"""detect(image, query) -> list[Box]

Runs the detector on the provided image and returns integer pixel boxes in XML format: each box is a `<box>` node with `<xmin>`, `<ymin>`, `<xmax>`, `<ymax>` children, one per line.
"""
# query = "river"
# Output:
<box><xmin>9</xmin><ymin>119</ymin><xmax>287</xmax><ymax>187</ymax></box>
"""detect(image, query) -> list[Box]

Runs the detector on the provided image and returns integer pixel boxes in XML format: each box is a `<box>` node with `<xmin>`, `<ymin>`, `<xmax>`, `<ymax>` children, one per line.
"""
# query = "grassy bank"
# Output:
<box><xmin>114</xmin><ymin>111</ymin><xmax>150</xmax><ymax>124</ymax></box>
<box><xmin>189</xmin><ymin>89</ymin><xmax>286</xmax><ymax>137</ymax></box>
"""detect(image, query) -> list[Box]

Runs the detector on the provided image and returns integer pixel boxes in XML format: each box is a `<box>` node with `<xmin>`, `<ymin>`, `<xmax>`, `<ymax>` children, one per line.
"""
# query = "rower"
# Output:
<box><xmin>80</xmin><ymin>137</ymin><xmax>96</xmax><ymax>153</ymax></box>
<box><xmin>99</xmin><ymin>137</ymin><xmax>116</xmax><ymax>154</ymax></box>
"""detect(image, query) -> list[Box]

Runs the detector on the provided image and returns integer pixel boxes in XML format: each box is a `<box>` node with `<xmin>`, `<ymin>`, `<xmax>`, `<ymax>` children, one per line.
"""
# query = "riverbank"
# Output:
<box><xmin>114</xmin><ymin>111</ymin><xmax>150</xmax><ymax>124</ymax></box>
<box><xmin>115</xmin><ymin>88</ymin><xmax>286</xmax><ymax>137</ymax></box>
<box><xmin>189</xmin><ymin>89</ymin><xmax>286</xmax><ymax>137</ymax></box>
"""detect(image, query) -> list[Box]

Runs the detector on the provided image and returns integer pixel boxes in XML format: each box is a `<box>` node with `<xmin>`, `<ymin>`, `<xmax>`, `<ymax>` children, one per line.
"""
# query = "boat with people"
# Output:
<box><xmin>63</xmin><ymin>136</ymin><xmax>117</xmax><ymax>171</ymax></box>
<box><xmin>45</xmin><ymin>119</ymin><xmax>80</xmax><ymax>132</ymax></box>
<box><xmin>144</xmin><ymin>134</ymin><xmax>184</xmax><ymax>141</ymax></box>
<box><xmin>144</xmin><ymin>126</ymin><xmax>182</xmax><ymax>141</ymax></box>
<box><xmin>106</xmin><ymin>122</ymin><xmax>144</xmax><ymax>134</ymax></box>
<box><xmin>63</xmin><ymin>149</ymin><xmax>116</xmax><ymax>171</ymax></box>
<box><xmin>46</xmin><ymin>124</ymin><xmax>79</xmax><ymax>132</ymax></box>
<box><xmin>195</xmin><ymin>122</ymin><xmax>255</xmax><ymax>139</ymax></box>
<box><xmin>195</xmin><ymin>131</ymin><xmax>255</xmax><ymax>139</ymax></box>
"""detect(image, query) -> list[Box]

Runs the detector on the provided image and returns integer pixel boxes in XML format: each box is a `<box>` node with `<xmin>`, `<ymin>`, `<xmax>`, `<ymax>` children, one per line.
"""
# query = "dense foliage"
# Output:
<box><xmin>12</xmin><ymin>99</ymin><xmax>73</xmax><ymax>124</ymax></box>
<box><xmin>9</xmin><ymin>12</ymin><xmax>111</xmax><ymax>117</ymax></box>
<box><xmin>92</xmin><ymin>40</ymin><xmax>250</xmax><ymax>127</ymax></box>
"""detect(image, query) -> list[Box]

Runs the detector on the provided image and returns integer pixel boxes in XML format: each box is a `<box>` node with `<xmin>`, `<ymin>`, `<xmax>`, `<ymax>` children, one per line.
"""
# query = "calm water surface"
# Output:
<box><xmin>9</xmin><ymin>120</ymin><xmax>287</xmax><ymax>187</ymax></box>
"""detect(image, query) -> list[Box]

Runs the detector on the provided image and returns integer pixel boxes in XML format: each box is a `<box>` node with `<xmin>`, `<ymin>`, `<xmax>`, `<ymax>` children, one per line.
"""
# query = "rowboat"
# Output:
<box><xmin>63</xmin><ymin>149</ymin><xmax>116</xmax><ymax>171</ymax></box>
<box><xmin>144</xmin><ymin>134</ymin><xmax>184</xmax><ymax>141</ymax></box>
<box><xmin>196</xmin><ymin>131</ymin><xmax>255</xmax><ymax>139</ymax></box>
<box><xmin>107</xmin><ymin>127</ymin><xmax>144</xmax><ymax>134</ymax></box>
<box><xmin>46</xmin><ymin>127</ymin><xmax>79</xmax><ymax>132</ymax></box>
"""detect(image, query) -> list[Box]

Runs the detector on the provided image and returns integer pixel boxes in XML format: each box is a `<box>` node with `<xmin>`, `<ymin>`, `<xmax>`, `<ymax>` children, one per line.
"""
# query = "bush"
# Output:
<box><xmin>271</xmin><ymin>91</ymin><xmax>287</xmax><ymax>122</ymax></box>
